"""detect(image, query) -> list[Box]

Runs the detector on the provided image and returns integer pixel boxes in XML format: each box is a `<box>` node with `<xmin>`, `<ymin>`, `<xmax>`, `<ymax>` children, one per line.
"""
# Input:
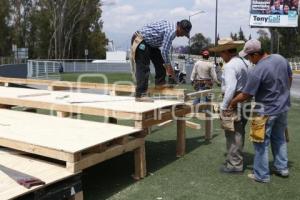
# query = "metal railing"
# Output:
<box><xmin>27</xmin><ymin>60</ymin><xmax>61</xmax><ymax>80</ymax></box>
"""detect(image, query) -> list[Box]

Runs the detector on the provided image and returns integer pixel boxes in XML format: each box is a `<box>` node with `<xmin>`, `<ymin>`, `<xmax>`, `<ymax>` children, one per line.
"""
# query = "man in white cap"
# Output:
<box><xmin>209</xmin><ymin>38</ymin><xmax>250</xmax><ymax>174</ymax></box>
<box><xmin>229</xmin><ymin>39</ymin><xmax>293</xmax><ymax>182</ymax></box>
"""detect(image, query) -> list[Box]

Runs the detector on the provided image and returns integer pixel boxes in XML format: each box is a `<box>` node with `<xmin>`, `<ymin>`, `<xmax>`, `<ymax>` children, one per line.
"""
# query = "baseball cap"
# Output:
<box><xmin>177</xmin><ymin>20</ymin><xmax>192</xmax><ymax>38</ymax></box>
<box><xmin>239</xmin><ymin>39</ymin><xmax>261</xmax><ymax>57</ymax></box>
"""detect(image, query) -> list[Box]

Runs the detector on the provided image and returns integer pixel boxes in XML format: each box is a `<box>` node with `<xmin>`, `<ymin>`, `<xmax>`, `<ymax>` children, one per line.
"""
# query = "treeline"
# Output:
<box><xmin>0</xmin><ymin>0</ymin><xmax>108</xmax><ymax>59</ymax></box>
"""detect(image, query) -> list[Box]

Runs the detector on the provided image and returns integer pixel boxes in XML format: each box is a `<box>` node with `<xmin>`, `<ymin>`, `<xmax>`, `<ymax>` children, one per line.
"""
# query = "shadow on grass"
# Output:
<box><xmin>82</xmin><ymin>134</ymin><xmax>216</xmax><ymax>200</ymax></box>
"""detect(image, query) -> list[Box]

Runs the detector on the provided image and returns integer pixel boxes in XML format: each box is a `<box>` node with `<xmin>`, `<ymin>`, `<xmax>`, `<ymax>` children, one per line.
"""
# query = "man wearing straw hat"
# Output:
<box><xmin>209</xmin><ymin>38</ymin><xmax>250</xmax><ymax>174</ymax></box>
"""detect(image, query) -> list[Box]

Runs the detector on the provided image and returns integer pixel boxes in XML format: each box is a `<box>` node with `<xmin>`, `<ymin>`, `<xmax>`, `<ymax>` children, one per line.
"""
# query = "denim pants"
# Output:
<box><xmin>193</xmin><ymin>83</ymin><xmax>212</xmax><ymax>105</ymax></box>
<box><xmin>134</xmin><ymin>40</ymin><xmax>166</xmax><ymax>97</ymax></box>
<box><xmin>253</xmin><ymin>111</ymin><xmax>288</xmax><ymax>182</ymax></box>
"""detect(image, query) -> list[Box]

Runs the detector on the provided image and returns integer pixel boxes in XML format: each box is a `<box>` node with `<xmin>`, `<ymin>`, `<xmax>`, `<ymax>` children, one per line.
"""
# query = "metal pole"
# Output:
<box><xmin>214</xmin><ymin>0</ymin><xmax>218</xmax><ymax>65</ymax></box>
<box><xmin>188</xmin><ymin>16</ymin><xmax>191</xmax><ymax>61</ymax></box>
<box><xmin>270</xmin><ymin>28</ymin><xmax>275</xmax><ymax>53</ymax></box>
<box><xmin>277</xmin><ymin>29</ymin><xmax>280</xmax><ymax>54</ymax></box>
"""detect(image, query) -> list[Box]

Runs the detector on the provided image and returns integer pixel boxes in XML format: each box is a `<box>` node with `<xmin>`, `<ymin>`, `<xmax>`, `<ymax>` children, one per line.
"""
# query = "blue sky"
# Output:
<box><xmin>102</xmin><ymin>0</ymin><xmax>262</xmax><ymax>50</ymax></box>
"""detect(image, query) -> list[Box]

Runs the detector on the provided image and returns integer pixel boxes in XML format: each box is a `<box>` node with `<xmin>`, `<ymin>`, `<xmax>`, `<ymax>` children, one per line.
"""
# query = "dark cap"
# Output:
<box><xmin>202</xmin><ymin>50</ymin><xmax>209</xmax><ymax>56</ymax></box>
<box><xmin>177</xmin><ymin>19</ymin><xmax>192</xmax><ymax>38</ymax></box>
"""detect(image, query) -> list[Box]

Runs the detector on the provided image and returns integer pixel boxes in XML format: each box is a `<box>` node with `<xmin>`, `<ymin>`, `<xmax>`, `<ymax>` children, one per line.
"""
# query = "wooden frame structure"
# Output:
<box><xmin>0</xmin><ymin>109</ymin><xmax>146</xmax><ymax>178</ymax></box>
<box><xmin>0</xmin><ymin>149</ymin><xmax>83</xmax><ymax>199</ymax></box>
<box><xmin>0</xmin><ymin>86</ymin><xmax>191</xmax><ymax>157</ymax></box>
<box><xmin>0</xmin><ymin>77</ymin><xmax>215</xmax><ymax>138</ymax></box>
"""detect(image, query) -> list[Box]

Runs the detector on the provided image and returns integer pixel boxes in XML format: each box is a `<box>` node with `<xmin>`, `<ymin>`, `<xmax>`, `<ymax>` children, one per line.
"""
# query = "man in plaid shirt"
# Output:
<box><xmin>131</xmin><ymin>20</ymin><xmax>192</xmax><ymax>102</ymax></box>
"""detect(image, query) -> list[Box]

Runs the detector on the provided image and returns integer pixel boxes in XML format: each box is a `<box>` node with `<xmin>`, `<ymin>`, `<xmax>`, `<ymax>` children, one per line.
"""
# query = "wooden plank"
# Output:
<box><xmin>184</xmin><ymin>89</ymin><xmax>212</xmax><ymax>101</ymax></box>
<box><xmin>68</xmin><ymin>138</ymin><xmax>145</xmax><ymax>174</ymax></box>
<box><xmin>157</xmin><ymin>120</ymin><xmax>173</xmax><ymax>128</ymax></box>
<box><xmin>0</xmin><ymin>150</ymin><xmax>74</xmax><ymax>199</ymax></box>
<box><xmin>136</xmin><ymin>106</ymin><xmax>191</xmax><ymax>128</ymax></box>
<box><xmin>0</xmin><ymin>86</ymin><xmax>184</xmax><ymax>121</ymax></box>
<box><xmin>0</xmin><ymin>109</ymin><xmax>141</xmax><ymax>156</ymax></box>
<box><xmin>186</xmin><ymin>121</ymin><xmax>201</xmax><ymax>130</ymax></box>
<box><xmin>0</xmin><ymin>77</ymin><xmax>186</xmax><ymax>97</ymax></box>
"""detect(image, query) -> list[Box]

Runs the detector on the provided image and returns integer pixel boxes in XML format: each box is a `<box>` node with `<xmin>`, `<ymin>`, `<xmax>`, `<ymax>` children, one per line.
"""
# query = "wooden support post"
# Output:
<box><xmin>133</xmin><ymin>144</ymin><xmax>146</xmax><ymax>180</ymax></box>
<box><xmin>205</xmin><ymin>98</ymin><xmax>213</xmax><ymax>141</ymax></box>
<box><xmin>57</xmin><ymin>111</ymin><xmax>71</xmax><ymax>118</ymax></box>
<box><xmin>205</xmin><ymin>112</ymin><xmax>212</xmax><ymax>141</ymax></box>
<box><xmin>176</xmin><ymin>118</ymin><xmax>186</xmax><ymax>157</ymax></box>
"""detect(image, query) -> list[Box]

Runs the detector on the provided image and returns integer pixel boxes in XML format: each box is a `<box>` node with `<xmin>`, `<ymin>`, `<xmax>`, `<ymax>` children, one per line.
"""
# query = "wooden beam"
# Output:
<box><xmin>157</xmin><ymin>120</ymin><xmax>173</xmax><ymax>128</ymax></box>
<box><xmin>185</xmin><ymin>90</ymin><xmax>212</xmax><ymax>101</ymax></box>
<box><xmin>186</xmin><ymin>121</ymin><xmax>201</xmax><ymax>130</ymax></box>
<box><xmin>0</xmin><ymin>77</ymin><xmax>186</xmax><ymax>97</ymax></box>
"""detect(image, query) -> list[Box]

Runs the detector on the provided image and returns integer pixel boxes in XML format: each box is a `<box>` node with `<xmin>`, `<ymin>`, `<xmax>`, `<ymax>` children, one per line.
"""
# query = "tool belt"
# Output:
<box><xmin>193</xmin><ymin>79</ymin><xmax>213</xmax><ymax>91</ymax></box>
<box><xmin>250</xmin><ymin>113</ymin><xmax>269</xmax><ymax>143</ymax></box>
<box><xmin>220</xmin><ymin>109</ymin><xmax>239</xmax><ymax>132</ymax></box>
<box><xmin>130</xmin><ymin>32</ymin><xmax>144</xmax><ymax>82</ymax></box>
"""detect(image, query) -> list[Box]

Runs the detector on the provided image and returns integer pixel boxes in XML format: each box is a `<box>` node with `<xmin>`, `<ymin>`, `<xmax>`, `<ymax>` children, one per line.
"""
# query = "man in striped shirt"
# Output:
<box><xmin>131</xmin><ymin>20</ymin><xmax>192</xmax><ymax>102</ymax></box>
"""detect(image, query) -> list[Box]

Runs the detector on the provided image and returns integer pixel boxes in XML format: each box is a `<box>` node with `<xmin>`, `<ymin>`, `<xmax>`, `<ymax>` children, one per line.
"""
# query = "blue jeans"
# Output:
<box><xmin>193</xmin><ymin>84</ymin><xmax>211</xmax><ymax>105</ymax></box>
<box><xmin>253</xmin><ymin>111</ymin><xmax>288</xmax><ymax>182</ymax></box>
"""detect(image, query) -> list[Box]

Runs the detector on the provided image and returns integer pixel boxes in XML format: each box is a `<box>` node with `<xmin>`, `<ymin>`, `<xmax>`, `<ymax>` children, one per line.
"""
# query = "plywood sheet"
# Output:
<box><xmin>0</xmin><ymin>109</ymin><xmax>140</xmax><ymax>153</ymax></box>
<box><xmin>0</xmin><ymin>149</ymin><xmax>73</xmax><ymax>199</ymax></box>
<box><xmin>0</xmin><ymin>86</ymin><xmax>183</xmax><ymax>113</ymax></box>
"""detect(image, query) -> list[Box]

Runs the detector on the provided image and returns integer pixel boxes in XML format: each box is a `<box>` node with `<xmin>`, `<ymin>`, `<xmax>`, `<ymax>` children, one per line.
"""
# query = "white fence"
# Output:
<box><xmin>27</xmin><ymin>57</ymin><xmax>300</xmax><ymax>80</ymax></box>
<box><xmin>288</xmin><ymin>58</ymin><xmax>300</xmax><ymax>71</ymax></box>
<box><xmin>27</xmin><ymin>60</ymin><xmax>61</xmax><ymax>79</ymax></box>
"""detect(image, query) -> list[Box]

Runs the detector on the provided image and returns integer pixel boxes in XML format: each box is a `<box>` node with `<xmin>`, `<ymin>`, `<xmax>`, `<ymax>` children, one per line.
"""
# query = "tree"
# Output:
<box><xmin>0</xmin><ymin>0</ymin><xmax>12</xmax><ymax>57</ymax></box>
<box><xmin>190</xmin><ymin>33</ymin><xmax>212</xmax><ymax>55</ymax></box>
<box><xmin>1</xmin><ymin>0</ymin><xmax>108</xmax><ymax>59</ymax></box>
<box><xmin>257</xmin><ymin>29</ymin><xmax>271</xmax><ymax>53</ymax></box>
<box><xmin>238</xmin><ymin>27</ymin><xmax>246</xmax><ymax>41</ymax></box>
<box><xmin>230</xmin><ymin>32</ymin><xmax>238</xmax><ymax>41</ymax></box>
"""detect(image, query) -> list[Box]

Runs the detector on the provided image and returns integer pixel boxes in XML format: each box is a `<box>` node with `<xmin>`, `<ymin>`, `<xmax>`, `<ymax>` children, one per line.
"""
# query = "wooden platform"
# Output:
<box><xmin>0</xmin><ymin>77</ymin><xmax>186</xmax><ymax>98</ymax></box>
<box><xmin>0</xmin><ymin>86</ymin><xmax>190</xmax><ymax>157</ymax></box>
<box><xmin>0</xmin><ymin>109</ymin><xmax>146</xmax><ymax>177</ymax></box>
<box><xmin>0</xmin><ymin>149</ymin><xmax>82</xmax><ymax>200</ymax></box>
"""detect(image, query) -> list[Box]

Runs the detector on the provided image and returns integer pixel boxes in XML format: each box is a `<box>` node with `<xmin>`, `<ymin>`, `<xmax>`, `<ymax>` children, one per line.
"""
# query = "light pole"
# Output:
<box><xmin>214</xmin><ymin>0</ymin><xmax>218</xmax><ymax>65</ymax></box>
<box><xmin>188</xmin><ymin>10</ymin><xmax>205</xmax><ymax>61</ymax></box>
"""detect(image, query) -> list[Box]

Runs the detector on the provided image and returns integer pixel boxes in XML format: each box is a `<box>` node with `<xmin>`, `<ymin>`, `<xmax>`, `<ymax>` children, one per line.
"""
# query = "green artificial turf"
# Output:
<box><xmin>60</xmin><ymin>73</ymin><xmax>300</xmax><ymax>200</ymax></box>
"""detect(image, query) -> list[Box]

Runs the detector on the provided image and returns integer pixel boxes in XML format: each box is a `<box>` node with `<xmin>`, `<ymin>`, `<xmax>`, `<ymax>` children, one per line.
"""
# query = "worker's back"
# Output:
<box><xmin>191</xmin><ymin>60</ymin><xmax>214</xmax><ymax>81</ymax></box>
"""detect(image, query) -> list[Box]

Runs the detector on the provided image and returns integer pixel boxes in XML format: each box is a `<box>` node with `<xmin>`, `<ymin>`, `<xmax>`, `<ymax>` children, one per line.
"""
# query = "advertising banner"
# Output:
<box><xmin>250</xmin><ymin>0</ymin><xmax>299</xmax><ymax>27</ymax></box>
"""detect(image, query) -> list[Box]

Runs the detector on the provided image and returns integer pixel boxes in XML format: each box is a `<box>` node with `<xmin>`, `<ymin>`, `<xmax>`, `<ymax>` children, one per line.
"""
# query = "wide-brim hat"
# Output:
<box><xmin>209</xmin><ymin>38</ymin><xmax>245</xmax><ymax>53</ymax></box>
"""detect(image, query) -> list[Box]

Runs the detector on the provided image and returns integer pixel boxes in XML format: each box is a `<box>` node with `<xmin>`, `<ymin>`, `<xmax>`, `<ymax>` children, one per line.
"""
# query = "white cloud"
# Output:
<box><xmin>102</xmin><ymin>0</ymin><xmax>261</xmax><ymax>50</ymax></box>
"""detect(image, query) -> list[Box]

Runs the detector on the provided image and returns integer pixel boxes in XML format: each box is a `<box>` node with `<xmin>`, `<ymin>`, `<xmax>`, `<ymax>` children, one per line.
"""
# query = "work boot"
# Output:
<box><xmin>135</xmin><ymin>96</ymin><xmax>154</xmax><ymax>102</ymax></box>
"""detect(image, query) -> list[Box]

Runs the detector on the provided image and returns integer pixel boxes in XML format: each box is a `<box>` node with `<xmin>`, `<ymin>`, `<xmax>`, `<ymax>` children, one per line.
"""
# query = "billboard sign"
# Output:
<box><xmin>250</xmin><ymin>0</ymin><xmax>299</xmax><ymax>27</ymax></box>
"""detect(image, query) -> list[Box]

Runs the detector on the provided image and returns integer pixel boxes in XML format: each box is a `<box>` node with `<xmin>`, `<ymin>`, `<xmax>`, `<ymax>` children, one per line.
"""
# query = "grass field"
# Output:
<box><xmin>60</xmin><ymin>73</ymin><xmax>300</xmax><ymax>200</ymax></box>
